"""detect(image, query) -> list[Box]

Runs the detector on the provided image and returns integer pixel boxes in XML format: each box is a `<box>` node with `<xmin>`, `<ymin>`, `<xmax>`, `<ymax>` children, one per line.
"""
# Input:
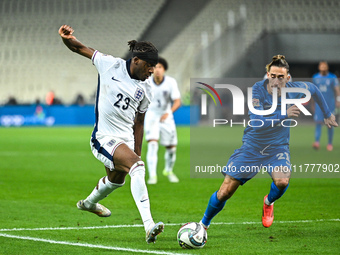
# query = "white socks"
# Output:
<box><xmin>265</xmin><ymin>196</ymin><xmax>274</xmax><ymax>206</ymax></box>
<box><xmin>147</xmin><ymin>142</ymin><xmax>177</xmax><ymax>176</ymax></box>
<box><xmin>129</xmin><ymin>161</ymin><xmax>154</xmax><ymax>231</ymax></box>
<box><xmin>147</xmin><ymin>141</ymin><xmax>158</xmax><ymax>178</ymax></box>
<box><xmin>164</xmin><ymin>147</ymin><xmax>176</xmax><ymax>173</ymax></box>
<box><xmin>84</xmin><ymin>176</ymin><xmax>124</xmax><ymax>208</ymax></box>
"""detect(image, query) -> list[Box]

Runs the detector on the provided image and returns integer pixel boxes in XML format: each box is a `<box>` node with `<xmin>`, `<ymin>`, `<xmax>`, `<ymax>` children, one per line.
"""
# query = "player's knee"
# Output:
<box><xmin>147</xmin><ymin>141</ymin><xmax>158</xmax><ymax>151</ymax></box>
<box><xmin>115</xmin><ymin>155</ymin><xmax>142</xmax><ymax>173</ymax></box>
<box><xmin>217</xmin><ymin>189</ymin><xmax>233</xmax><ymax>201</ymax></box>
<box><xmin>129</xmin><ymin>160</ymin><xmax>145</xmax><ymax>177</ymax></box>
<box><xmin>274</xmin><ymin>178</ymin><xmax>289</xmax><ymax>190</ymax></box>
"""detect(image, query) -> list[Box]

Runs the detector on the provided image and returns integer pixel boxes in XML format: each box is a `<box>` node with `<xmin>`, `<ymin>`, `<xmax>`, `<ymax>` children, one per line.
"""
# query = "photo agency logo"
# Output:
<box><xmin>196</xmin><ymin>81</ymin><xmax>312</xmax><ymax>128</ymax></box>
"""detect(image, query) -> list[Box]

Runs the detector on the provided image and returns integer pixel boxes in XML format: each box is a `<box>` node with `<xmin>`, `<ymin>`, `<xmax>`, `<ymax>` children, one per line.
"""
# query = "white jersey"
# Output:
<box><xmin>147</xmin><ymin>76</ymin><xmax>181</xmax><ymax>116</ymax></box>
<box><xmin>91</xmin><ymin>50</ymin><xmax>153</xmax><ymax>142</ymax></box>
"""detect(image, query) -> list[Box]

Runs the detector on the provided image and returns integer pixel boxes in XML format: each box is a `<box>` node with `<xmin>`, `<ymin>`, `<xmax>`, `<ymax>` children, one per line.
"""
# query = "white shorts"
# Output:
<box><xmin>144</xmin><ymin>112</ymin><xmax>177</xmax><ymax>146</ymax></box>
<box><xmin>90</xmin><ymin>133</ymin><xmax>134</xmax><ymax>170</ymax></box>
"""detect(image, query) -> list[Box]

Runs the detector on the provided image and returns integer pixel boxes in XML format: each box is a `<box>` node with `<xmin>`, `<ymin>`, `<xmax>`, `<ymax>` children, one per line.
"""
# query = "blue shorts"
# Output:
<box><xmin>222</xmin><ymin>143</ymin><xmax>291</xmax><ymax>185</ymax></box>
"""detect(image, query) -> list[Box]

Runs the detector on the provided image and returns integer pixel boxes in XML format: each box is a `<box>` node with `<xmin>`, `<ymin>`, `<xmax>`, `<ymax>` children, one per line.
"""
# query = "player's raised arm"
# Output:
<box><xmin>58</xmin><ymin>25</ymin><xmax>95</xmax><ymax>59</ymax></box>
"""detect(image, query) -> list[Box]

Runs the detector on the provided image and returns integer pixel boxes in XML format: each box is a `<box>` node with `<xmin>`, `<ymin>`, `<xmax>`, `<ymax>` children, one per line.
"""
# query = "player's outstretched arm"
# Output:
<box><xmin>58</xmin><ymin>25</ymin><xmax>95</xmax><ymax>59</ymax></box>
<box><xmin>324</xmin><ymin>114</ymin><xmax>338</xmax><ymax>128</ymax></box>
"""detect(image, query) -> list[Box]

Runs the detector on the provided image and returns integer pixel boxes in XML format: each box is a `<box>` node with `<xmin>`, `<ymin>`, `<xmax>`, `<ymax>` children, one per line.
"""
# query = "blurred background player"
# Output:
<box><xmin>144</xmin><ymin>57</ymin><xmax>181</xmax><ymax>184</ymax></box>
<box><xmin>199</xmin><ymin>55</ymin><xmax>338</xmax><ymax>231</ymax></box>
<box><xmin>58</xmin><ymin>24</ymin><xmax>164</xmax><ymax>243</ymax></box>
<box><xmin>312</xmin><ymin>61</ymin><xmax>340</xmax><ymax>151</ymax></box>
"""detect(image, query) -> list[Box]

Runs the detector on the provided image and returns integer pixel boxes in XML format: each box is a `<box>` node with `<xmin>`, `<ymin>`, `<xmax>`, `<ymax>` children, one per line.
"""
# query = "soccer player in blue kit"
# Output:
<box><xmin>200</xmin><ymin>55</ymin><xmax>338</xmax><ymax>230</ymax></box>
<box><xmin>312</xmin><ymin>61</ymin><xmax>340</xmax><ymax>151</ymax></box>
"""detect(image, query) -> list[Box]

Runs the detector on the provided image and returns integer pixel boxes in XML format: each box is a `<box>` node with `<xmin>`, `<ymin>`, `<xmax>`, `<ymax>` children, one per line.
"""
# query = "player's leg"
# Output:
<box><xmin>200</xmin><ymin>144</ymin><xmax>258</xmax><ymax>230</ymax></box>
<box><xmin>163</xmin><ymin>145</ymin><xmax>179</xmax><ymax>182</ymax></box>
<box><xmin>200</xmin><ymin>176</ymin><xmax>241</xmax><ymax>230</ymax></box>
<box><xmin>78</xmin><ymin>137</ymin><xmax>128</xmax><ymax>217</ymax></box>
<box><xmin>263</xmin><ymin>149</ymin><xmax>291</xmax><ymax>228</ymax></box>
<box><xmin>313</xmin><ymin>108</ymin><xmax>323</xmax><ymax>150</ymax></box>
<box><xmin>146</xmin><ymin>139</ymin><xmax>159</xmax><ymax>184</ymax></box>
<box><xmin>78</xmin><ymin>167</ymin><xmax>126</xmax><ymax>217</ymax></box>
<box><xmin>160</xmin><ymin>119</ymin><xmax>179</xmax><ymax>182</ymax></box>
<box><xmin>268</xmin><ymin>166</ymin><xmax>291</xmax><ymax>203</ymax></box>
<box><xmin>327</xmin><ymin>126</ymin><xmax>334</xmax><ymax>151</ymax></box>
<box><xmin>113</xmin><ymin>143</ymin><xmax>164</xmax><ymax>243</ymax></box>
<box><xmin>145</xmin><ymin>115</ymin><xmax>160</xmax><ymax>184</ymax></box>
<box><xmin>313</xmin><ymin>123</ymin><xmax>322</xmax><ymax>150</ymax></box>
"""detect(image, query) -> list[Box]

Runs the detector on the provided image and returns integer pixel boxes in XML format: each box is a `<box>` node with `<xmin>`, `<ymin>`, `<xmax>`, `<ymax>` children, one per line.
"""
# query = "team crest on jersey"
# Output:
<box><xmin>252</xmin><ymin>98</ymin><xmax>260</xmax><ymax>107</ymax></box>
<box><xmin>134</xmin><ymin>88</ymin><xmax>144</xmax><ymax>101</ymax></box>
<box><xmin>163</xmin><ymin>91</ymin><xmax>168</xmax><ymax>97</ymax></box>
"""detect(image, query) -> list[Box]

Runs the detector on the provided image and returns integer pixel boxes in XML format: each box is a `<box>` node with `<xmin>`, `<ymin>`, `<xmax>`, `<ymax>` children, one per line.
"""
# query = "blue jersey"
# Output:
<box><xmin>312</xmin><ymin>72</ymin><xmax>339</xmax><ymax>112</ymax></box>
<box><xmin>242</xmin><ymin>80</ymin><xmax>331</xmax><ymax>149</ymax></box>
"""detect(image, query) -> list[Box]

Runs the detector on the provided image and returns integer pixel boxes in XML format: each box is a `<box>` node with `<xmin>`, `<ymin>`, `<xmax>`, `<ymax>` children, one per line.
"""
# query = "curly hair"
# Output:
<box><xmin>157</xmin><ymin>57</ymin><xmax>168</xmax><ymax>70</ymax></box>
<box><xmin>127</xmin><ymin>40</ymin><xmax>158</xmax><ymax>53</ymax></box>
<box><xmin>266</xmin><ymin>54</ymin><xmax>289</xmax><ymax>73</ymax></box>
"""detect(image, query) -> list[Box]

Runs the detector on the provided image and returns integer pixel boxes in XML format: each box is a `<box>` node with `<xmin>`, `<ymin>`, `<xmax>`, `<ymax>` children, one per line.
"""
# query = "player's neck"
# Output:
<box><xmin>153</xmin><ymin>76</ymin><xmax>164</xmax><ymax>85</ymax></box>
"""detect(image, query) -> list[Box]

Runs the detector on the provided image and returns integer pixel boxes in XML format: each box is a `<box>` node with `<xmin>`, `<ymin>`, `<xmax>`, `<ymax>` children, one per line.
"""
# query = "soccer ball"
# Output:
<box><xmin>177</xmin><ymin>222</ymin><xmax>207</xmax><ymax>249</ymax></box>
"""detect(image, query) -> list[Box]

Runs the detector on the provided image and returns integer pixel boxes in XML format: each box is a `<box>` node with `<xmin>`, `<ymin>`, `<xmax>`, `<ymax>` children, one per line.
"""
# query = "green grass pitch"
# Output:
<box><xmin>0</xmin><ymin>125</ymin><xmax>339</xmax><ymax>254</ymax></box>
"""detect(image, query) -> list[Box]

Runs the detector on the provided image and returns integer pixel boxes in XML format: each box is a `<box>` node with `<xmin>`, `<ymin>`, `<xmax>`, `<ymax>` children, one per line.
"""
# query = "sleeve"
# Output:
<box><xmin>170</xmin><ymin>78</ymin><xmax>181</xmax><ymax>100</ymax></box>
<box><xmin>249</xmin><ymin>84</ymin><xmax>287</xmax><ymax>131</ymax></box>
<box><xmin>91</xmin><ymin>50</ymin><xmax>117</xmax><ymax>75</ymax></box>
<box><xmin>305</xmin><ymin>82</ymin><xmax>332</xmax><ymax>118</ymax></box>
<box><xmin>137</xmin><ymin>82</ymin><xmax>153</xmax><ymax>113</ymax></box>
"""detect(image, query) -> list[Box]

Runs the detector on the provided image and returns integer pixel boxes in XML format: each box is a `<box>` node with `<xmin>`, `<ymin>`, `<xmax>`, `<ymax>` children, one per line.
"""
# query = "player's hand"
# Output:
<box><xmin>160</xmin><ymin>113</ymin><xmax>169</xmax><ymax>122</ymax></box>
<box><xmin>58</xmin><ymin>25</ymin><xmax>76</xmax><ymax>39</ymax></box>
<box><xmin>287</xmin><ymin>105</ymin><xmax>300</xmax><ymax>118</ymax></box>
<box><xmin>324</xmin><ymin>114</ymin><xmax>338</xmax><ymax>128</ymax></box>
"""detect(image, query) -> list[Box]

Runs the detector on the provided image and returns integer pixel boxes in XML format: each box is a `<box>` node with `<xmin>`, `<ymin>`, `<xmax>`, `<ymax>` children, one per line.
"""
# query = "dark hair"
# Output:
<box><xmin>157</xmin><ymin>57</ymin><xmax>168</xmax><ymax>71</ymax></box>
<box><xmin>266</xmin><ymin>54</ymin><xmax>289</xmax><ymax>72</ymax></box>
<box><xmin>128</xmin><ymin>40</ymin><xmax>158</xmax><ymax>53</ymax></box>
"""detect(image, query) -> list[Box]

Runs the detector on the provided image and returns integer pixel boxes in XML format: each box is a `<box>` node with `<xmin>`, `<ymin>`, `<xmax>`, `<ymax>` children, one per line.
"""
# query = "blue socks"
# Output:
<box><xmin>202</xmin><ymin>183</ymin><xmax>289</xmax><ymax>226</ymax></box>
<box><xmin>267</xmin><ymin>181</ymin><xmax>289</xmax><ymax>204</ymax></box>
<box><xmin>315</xmin><ymin>124</ymin><xmax>334</xmax><ymax>145</ymax></box>
<box><xmin>327</xmin><ymin>127</ymin><xmax>334</xmax><ymax>145</ymax></box>
<box><xmin>315</xmin><ymin>123</ymin><xmax>322</xmax><ymax>142</ymax></box>
<box><xmin>201</xmin><ymin>191</ymin><xmax>226</xmax><ymax>227</ymax></box>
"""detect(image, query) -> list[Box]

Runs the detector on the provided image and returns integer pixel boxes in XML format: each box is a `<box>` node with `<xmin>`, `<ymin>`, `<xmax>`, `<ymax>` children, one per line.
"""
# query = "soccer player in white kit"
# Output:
<box><xmin>58</xmin><ymin>25</ymin><xmax>164</xmax><ymax>243</ymax></box>
<box><xmin>144</xmin><ymin>58</ymin><xmax>181</xmax><ymax>184</ymax></box>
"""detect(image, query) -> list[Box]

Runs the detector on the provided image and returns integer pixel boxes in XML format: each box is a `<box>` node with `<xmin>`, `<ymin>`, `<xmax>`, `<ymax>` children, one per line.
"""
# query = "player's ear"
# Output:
<box><xmin>132</xmin><ymin>56</ymin><xmax>140</xmax><ymax>65</ymax></box>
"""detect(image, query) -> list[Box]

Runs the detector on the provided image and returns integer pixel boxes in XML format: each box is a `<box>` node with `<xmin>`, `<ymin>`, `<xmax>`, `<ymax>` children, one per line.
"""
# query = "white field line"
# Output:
<box><xmin>0</xmin><ymin>151</ymin><xmax>88</xmax><ymax>157</ymax></box>
<box><xmin>1</xmin><ymin>219</ymin><xmax>338</xmax><ymax>255</ymax></box>
<box><xmin>0</xmin><ymin>233</ymin><xmax>189</xmax><ymax>255</ymax></box>
<box><xmin>0</xmin><ymin>219</ymin><xmax>338</xmax><ymax>232</ymax></box>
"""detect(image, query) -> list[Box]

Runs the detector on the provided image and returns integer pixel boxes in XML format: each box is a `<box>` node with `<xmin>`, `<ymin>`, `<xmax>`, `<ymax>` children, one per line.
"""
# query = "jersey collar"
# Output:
<box><xmin>153</xmin><ymin>76</ymin><xmax>165</xmax><ymax>86</ymax></box>
<box><xmin>126</xmin><ymin>59</ymin><xmax>133</xmax><ymax>79</ymax></box>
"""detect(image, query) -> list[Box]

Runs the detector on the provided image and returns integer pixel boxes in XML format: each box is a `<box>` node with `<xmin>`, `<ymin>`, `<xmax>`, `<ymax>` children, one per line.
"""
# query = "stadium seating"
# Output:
<box><xmin>2</xmin><ymin>0</ymin><xmax>340</xmax><ymax>104</ymax></box>
<box><xmin>161</xmin><ymin>0</ymin><xmax>340</xmax><ymax>97</ymax></box>
<box><xmin>0</xmin><ymin>0</ymin><xmax>165</xmax><ymax>104</ymax></box>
